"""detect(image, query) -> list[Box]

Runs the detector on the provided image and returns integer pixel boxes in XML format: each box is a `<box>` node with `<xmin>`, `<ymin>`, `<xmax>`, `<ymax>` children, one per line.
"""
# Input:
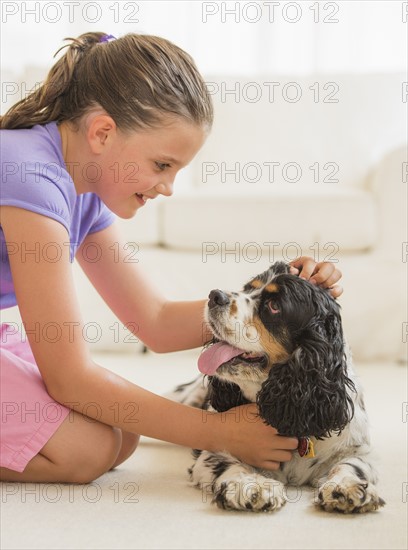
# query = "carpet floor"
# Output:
<box><xmin>1</xmin><ymin>349</ymin><xmax>407</xmax><ymax>550</ymax></box>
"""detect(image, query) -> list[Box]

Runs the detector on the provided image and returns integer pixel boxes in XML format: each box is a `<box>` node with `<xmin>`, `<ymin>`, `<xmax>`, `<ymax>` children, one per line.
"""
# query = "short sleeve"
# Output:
<box><xmin>88</xmin><ymin>206</ymin><xmax>117</xmax><ymax>234</ymax></box>
<box><xmin>0</xmin><ymin>165</ymin><xmax>73</xmax><ymax>235</ymax></box>
<box><xmin>1</xmin><ymin>124</ymin><xmax>77</xmax><ymax>234</ymax></box>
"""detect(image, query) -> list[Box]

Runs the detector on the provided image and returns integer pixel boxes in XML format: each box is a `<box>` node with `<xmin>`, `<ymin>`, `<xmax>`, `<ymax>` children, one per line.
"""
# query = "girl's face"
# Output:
<box><xmin>91</xmin><ymin>117</ymin><xmax>207</xmax><ymax>218</ymax></box>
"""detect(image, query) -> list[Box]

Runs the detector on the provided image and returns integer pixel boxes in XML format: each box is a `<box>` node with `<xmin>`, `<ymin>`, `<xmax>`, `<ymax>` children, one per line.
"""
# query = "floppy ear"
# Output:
<box><xmin>256</xmin><ymin>309</ymin><xmax>355</xmax><ymax>439</ymax></box>
<box><xmin>207</xmin><ymin>376</ymin><xmax>251</xmax><ymax>412</ymax></box>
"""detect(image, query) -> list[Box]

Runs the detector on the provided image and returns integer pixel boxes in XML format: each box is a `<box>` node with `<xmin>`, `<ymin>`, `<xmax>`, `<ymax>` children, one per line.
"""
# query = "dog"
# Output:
<box><xmin>167</xmin><ymin>261</ymin><xmax>385</xmax><ymax>513</ymax></box>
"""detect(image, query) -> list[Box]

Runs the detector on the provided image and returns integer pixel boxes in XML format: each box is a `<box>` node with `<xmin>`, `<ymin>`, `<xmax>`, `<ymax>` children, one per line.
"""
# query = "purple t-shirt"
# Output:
<box><xmin>0</xmin><ymin>121</ymin><xmax>116</xmax><ymax>309</ymax></box>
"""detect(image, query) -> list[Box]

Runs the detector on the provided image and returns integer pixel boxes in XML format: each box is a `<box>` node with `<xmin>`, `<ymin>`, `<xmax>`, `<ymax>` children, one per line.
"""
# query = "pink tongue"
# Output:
<box><xmin>198</xmin><ymin>342</ymin><xmax>244</xmax><ymax>375</ymax></box>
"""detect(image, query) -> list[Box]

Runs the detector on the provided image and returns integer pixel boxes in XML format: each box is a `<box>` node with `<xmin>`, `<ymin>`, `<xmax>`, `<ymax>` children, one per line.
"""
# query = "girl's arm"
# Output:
<box><xmin>0</xmin><ymin>206</ymin><xmax>297</xmax><ymax>469</ymax></box>
<box><xmin>76</xmin><ymin>221</ymin><xmax>212</xmax><ymax>352</ymax></box>
<box><xmin>76</xmin><ymin>223</ymin><xmax>343</xmax><ymax>353</ymax></box>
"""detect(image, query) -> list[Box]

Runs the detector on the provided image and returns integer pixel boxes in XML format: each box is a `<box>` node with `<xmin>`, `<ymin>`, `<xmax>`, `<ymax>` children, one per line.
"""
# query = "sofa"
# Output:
<box><xmin>3</xmin><ymin>72</ymin><xmax>407</xmax><ymax>362</ymax></box>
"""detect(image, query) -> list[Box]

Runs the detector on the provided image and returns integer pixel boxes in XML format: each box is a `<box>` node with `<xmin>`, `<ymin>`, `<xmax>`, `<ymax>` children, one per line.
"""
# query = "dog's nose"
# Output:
<box><xmin>208</xmin><ymin>289</ymin><xmax>230</xmax><ymax>309</ymax></box>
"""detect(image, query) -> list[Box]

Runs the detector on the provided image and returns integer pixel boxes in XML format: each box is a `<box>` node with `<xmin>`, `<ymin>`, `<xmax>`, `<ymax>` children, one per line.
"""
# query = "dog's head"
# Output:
<box><xmin>199</xmin><ymin>261</ymin><xmax>355</xmax><ymax>439</ymax></box>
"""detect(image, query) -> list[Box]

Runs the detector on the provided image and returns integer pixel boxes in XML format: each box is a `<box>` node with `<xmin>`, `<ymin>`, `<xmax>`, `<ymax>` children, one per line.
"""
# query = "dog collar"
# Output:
<box><xmin>298</xmin><ymin>437</ymin><xmax>315</xmax><ymax>458</ymax></box>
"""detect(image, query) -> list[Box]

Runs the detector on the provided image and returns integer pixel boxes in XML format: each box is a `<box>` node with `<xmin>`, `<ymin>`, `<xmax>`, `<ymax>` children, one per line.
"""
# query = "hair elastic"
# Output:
<box><xmin>100</xmin><ymin>34</ymin><xmax>116</xmax><ymax>43</ymax></box>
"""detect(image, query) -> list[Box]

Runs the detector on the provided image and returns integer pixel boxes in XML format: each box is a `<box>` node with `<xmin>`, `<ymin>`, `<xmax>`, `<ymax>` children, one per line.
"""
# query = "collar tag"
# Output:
<box><xmin>298</xmin><ymin>437</ymin><xmax>315</xmax><ymax>458</ymax></box>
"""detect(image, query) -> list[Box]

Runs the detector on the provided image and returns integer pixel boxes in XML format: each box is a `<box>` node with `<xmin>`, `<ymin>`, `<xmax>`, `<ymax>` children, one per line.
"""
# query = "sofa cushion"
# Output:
<box><xmin>159</xmin><ymin>185</ymin><xmax>377</xmax><ymax>254</ymax></box>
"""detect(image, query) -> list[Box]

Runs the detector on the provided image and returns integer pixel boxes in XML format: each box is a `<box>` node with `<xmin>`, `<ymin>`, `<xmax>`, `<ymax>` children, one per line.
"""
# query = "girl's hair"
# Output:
<box><xmin>0</xmin><ymin>32</ymin><xmax>213</xmax><ymax>132</ymax></box>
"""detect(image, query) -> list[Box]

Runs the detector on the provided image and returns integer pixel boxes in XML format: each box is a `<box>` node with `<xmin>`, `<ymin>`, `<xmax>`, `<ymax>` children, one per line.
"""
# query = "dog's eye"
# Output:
<box><xmin>266</xmin><ymin>299</ymin><xmax>280</xmax><ymax>314</ymax></box>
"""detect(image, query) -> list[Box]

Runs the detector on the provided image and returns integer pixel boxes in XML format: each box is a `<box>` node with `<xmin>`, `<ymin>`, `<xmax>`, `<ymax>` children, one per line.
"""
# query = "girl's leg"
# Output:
<box><xmin>0</xmin><ymin>409</ymin><xmax>139</xmax><ymax>483</ymax></box>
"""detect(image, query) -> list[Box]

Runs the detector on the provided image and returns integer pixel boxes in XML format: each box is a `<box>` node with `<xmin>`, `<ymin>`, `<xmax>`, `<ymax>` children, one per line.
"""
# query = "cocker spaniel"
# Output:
<box><xmin>167</xmin><ymin>262</ymin><xmax>385</xmax><ymax>513</ymax></box>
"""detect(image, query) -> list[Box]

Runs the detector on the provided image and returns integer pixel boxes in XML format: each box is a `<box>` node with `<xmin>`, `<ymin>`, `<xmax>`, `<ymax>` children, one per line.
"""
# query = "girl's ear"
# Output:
<box><xmin>87</xmin><ymin>114</ymin><xmax>118</xmax><ymax>152</ymax></box>
<box><xmin>256</xmin><ymin>316</ymin><xmax>355</xmax><ymax>439</ymax></box>
<box><xmin>208</xmin><ymin>376</ymin><xmax>251</xmax><ymax>412</ymax></box>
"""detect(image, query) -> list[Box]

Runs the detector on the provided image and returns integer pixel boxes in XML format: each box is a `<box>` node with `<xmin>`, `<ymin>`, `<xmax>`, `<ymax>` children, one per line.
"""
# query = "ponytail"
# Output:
<box><xmin>0</xmin><ymin>32</ymin><xmax>213</xmax><ymax>132</ymax></box>
<box><xmin>1</xmin><ymin>33</ymin><xmax>104</xmax><ymax>129</ymax></box>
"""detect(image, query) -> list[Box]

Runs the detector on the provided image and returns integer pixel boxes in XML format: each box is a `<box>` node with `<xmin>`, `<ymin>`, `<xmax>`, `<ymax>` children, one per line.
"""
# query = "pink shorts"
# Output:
<box><xmin>0</xmin><ymin>323</ymin><xmax>70</xmax><ymax>473</ymax></box>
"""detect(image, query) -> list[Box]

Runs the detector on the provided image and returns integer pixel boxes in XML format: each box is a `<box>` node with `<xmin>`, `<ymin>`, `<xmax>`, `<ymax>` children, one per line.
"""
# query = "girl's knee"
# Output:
<box><xmin>110</xmin><ymin>431</ymin><xmax>140</xmax><ymax>470</ymax></box>
<box><xmin>67</xmin><ymin>425</ymin><xmax>122</xmax><ymax>484</ymax></box>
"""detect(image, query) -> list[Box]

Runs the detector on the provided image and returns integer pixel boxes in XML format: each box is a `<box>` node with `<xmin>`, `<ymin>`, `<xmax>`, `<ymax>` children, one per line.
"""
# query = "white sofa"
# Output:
<box><xmin>3</xmin><ymin>72</ymin><xmax>407</xmax><ymax>362</ymax></box>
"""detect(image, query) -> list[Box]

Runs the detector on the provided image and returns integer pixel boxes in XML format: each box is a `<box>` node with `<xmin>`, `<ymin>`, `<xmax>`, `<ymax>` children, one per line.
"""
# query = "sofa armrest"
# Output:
<box><xmin>366</xmin><ymin>145</ymin><xmax>408</xmax><ymax>261</ymax></box>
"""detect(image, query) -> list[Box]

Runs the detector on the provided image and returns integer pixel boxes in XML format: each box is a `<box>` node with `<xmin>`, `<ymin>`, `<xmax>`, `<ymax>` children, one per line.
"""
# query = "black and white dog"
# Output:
<box><xmin>168</xmin><ymin>262</ymin><xmax>385</xmax><ymax>513</ymax></box>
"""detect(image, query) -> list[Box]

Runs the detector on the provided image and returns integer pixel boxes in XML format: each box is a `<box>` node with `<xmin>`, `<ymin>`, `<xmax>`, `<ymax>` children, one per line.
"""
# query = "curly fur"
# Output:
<box><xmin>256</xmin><ymin>276</ymin><xmax>356</xmax><ymax>438</ymax></box>
<box><xmin>207</xmin><ymin>376</ymin><xmax>251</xmax><ymax>412</ymax></box>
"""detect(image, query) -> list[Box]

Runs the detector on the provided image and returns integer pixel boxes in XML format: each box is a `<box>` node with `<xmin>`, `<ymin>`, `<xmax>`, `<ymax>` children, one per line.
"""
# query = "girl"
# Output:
<box><xmin>0</xmin><ymin>32</ymin><xmax>342</xmax><ymax>483</ymax></box>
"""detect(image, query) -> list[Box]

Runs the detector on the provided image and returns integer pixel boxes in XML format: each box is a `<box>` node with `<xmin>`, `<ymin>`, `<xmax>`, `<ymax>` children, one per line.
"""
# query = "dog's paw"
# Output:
<box><xmin>317</xmin><ymin>477</ymin><xmax>385</xmax><ymax>513</ymax></box>
<box><xmin>213</xmin><ymin>476</ymin><xmax>286</xmax><ymax>512</ymax></box>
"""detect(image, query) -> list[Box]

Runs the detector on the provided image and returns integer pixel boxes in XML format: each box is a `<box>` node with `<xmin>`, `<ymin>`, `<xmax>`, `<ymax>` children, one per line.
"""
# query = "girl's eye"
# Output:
<box><xmin>155</xmin><ymin>162</ymin><xmax>170</xmax><ymax>171</ymax></box>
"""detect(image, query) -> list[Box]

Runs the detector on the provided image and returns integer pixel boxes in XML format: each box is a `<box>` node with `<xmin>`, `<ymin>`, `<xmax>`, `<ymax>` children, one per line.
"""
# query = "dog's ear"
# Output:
<box><xmin>256</xmin><ymin>307</ymin><xmax>355</xmax><ymax>439</ymax></box>
<box><xmin>208</xmin><ymin>376</ymin><xmax>251</xmax><ymax>412</ymax></box>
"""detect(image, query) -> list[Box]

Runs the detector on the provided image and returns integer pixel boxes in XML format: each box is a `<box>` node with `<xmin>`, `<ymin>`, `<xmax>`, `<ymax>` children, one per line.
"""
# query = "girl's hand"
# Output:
<box><xmin>213</xmin><ymin>403</ymin><xmax>298</xmax><ymax>470</ymax></box>
<box><xmin>289</xmin><ymin>256</ymin><xmax>343</xmax><ymax>298</ymax></box>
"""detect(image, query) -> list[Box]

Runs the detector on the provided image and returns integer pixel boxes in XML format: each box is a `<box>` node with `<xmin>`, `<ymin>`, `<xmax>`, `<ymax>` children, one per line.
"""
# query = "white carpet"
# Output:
<box><xmin>1</xmin><ymin>349</ymin><xmax>407</xmax><ymax>550</ymax></box>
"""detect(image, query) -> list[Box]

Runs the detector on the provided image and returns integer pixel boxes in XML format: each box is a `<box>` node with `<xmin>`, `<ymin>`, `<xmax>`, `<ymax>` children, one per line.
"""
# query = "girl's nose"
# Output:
<box><xmin>155</xmin><ymin>180</ymin><xmax>174</xmax><ymax>197</ymax></box>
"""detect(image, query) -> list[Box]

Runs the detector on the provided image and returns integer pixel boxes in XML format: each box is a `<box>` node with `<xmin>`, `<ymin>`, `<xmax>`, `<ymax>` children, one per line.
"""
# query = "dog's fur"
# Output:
<box><xmin>167</xmin><ymin>262</ymin><xmax>385</xmax><ymax>513</ymax></box>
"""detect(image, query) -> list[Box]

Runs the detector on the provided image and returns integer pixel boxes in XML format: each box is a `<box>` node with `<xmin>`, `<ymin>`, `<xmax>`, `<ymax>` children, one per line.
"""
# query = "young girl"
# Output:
<box><xmin>0</xmin><ymin>32</ymin><xmax>342</xmax><ymax>483</ymax></box>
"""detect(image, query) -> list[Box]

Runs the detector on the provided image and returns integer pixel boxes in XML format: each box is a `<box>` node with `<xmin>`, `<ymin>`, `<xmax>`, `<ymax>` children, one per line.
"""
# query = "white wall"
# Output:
<box><xmin>1</xmin><ymin>1</ymin><xmax>406</xmax><ymax>79</ymax></box>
